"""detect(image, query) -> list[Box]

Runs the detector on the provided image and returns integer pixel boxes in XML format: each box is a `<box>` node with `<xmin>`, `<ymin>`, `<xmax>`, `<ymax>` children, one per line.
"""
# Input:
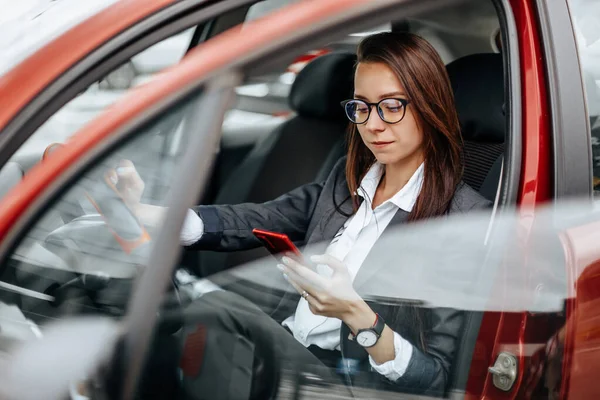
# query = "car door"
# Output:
<box><xmin>0</xmin><ymin>0</ymin><xmax>552</xmax><ymax>398</ymax></box>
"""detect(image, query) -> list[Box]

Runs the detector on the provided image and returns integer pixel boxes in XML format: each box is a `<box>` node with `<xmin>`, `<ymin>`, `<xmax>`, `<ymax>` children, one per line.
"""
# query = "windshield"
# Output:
<box><xmin>0</xmin><ymin>0</ymin><xmax>118</xmax><ymax>76</ymax></box>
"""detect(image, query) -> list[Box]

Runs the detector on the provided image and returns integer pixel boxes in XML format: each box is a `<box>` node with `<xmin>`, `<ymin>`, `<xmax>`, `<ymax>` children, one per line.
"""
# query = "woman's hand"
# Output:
<box><xmin>280</xmin><ymin>254</ymin><xmax>375</xmax><ymax>330</ymax></box>
<box><xmin>111</xmin><ymin>159</ymin><xmax>145</xmax><ymax>210</ymax></box>
<box><xmin>282</xmin><ymin>254</ymin><xmax>396</xmax><ymax>365</ymax></box>
<box><xmin>109</xmin><ymin>160</ymin><xmax>166</xmax><ymax>228</ymax></box>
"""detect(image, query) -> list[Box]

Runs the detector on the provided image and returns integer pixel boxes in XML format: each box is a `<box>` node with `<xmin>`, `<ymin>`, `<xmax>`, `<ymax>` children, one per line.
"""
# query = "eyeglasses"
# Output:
<box><xmin>340</xmin><ymin>98</ymin><xmax>410</xmax><ymax>124</ymax></box>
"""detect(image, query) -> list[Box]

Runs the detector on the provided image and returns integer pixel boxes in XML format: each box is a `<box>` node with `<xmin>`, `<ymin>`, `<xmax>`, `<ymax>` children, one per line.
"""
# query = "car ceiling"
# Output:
<box><xmin>245</xmin><ymin>0</ymin><xmax>500</xmax><ymax>76</ymax></box>
<box><xmin>411</xmin><ymin>0</ymin><xmax>499</xmax><ymax>37</ymax></box>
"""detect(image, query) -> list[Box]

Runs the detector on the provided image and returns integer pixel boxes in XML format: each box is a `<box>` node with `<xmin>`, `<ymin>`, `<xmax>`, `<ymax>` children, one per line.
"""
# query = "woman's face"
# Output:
<box><xmin>354</xmin><ymin>61</ymin><xmax>424</xmax><ymax>168</ymax></box>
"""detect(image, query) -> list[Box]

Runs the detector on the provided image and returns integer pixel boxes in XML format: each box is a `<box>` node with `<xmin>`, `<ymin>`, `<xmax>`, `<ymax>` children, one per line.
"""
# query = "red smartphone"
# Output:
<box><xmin>252</xmin><ymin>228</ymin><xmax>304</xmax><ymax>263</ymax></box>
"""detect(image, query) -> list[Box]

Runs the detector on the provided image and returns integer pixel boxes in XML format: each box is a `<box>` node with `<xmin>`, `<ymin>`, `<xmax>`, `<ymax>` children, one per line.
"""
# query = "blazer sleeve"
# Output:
<box><xmin>185</xmin><ymin>181</ymin><xmax>325</xmax><ymax>251</ymax></box>
<box><xmin>387</xmin><ymin>308</ymin><xmax>464</xmax><ymax>395</ymax></box>
<box><xmin>186</xmin><ymin>156</ymin><xmax>348</xmax><ymax>251</ymax></box>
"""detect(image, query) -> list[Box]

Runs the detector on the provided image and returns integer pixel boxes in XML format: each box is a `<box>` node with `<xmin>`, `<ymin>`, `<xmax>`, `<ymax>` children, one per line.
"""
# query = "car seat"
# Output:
<box><xmin>446</xmin><ymin>53</ymin><xmax>505</xmax><ymax>202</ymax></box>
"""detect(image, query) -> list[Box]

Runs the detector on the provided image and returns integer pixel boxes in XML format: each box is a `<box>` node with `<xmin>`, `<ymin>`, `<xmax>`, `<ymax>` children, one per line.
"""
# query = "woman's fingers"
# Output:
<box><xmin>278</xmin><ymin>264</ymin><xmax>325</xmax><ymax>314</ymax></box>
<box><xmin>277</xmin><ymin>264</ymin><xmax>302</xmax><ymax>291</ymax></box>
<box><xmin>280</xmin><ymin>264</ymin><xmax>318</xmax><ymax>294</ymax></box>
<box><xmin>114</xmin><ymin>160</ymin><xmax>145</xmax><ymax>204</ymax></box>
<box><xmin>106</xmin><ymin>169</ymin><xmax>119</xmax><ymax>186</ymax></box>
<box><xmin>117</xmin><ymin>161</ymin><xmax>143</xmax><ymax>189</ymax></box>
<box><xmin>278</xmin><ymin>265</ymin><xmax>305</xmax><ymax>294</ymax></box>
<box><xmin>279</xmin><ymin>259</ymin><xmax>322</xmax><ymax>294</ymax></box>
<box><xmin>305</xmin><ymin>294</ymin><xmax>324</xmax><ymax>315</ymax></box>
<box><xmin>310</xmin><ymin>254</ymin><xmax>346</xmax><ymax>273</ymax></box>
<box><xmin>281</xmin><ymin>256</ymin><xmax>327</xmax><ymax>289</ymax></box>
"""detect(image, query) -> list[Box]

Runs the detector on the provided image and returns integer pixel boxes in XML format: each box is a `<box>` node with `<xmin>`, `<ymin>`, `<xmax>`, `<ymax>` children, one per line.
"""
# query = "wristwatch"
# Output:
<box><xmin>350</xmin><ymin>313</ymin><xmax>385</xmax><ymax>348</ymax></box>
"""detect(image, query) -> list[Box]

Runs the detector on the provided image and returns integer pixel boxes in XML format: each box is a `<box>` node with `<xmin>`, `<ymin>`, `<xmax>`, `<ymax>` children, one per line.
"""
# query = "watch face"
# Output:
<box><xmin>356</xmin><ymin>330</ymin><xmax>378</xmax><ymax>347</ymax></box>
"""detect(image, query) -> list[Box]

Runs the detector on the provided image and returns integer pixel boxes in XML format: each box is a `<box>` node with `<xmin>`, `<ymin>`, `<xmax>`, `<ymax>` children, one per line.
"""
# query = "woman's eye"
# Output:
<box><xmin>384</xmin><ymin>106</ymin><xmax>402</xmax><ymax>113</ymax></box>
<box><xmin>356</xmin><ymin>107</ymin><xmax>369</xmax><ymax>113</ymax></box>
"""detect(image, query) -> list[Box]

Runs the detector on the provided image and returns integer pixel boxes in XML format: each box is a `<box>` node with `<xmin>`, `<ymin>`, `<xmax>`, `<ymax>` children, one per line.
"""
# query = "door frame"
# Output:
<box><xmin>536</xmin><ymin>0</ymin><xmax>592</xmax><ymax>200</ymax></box>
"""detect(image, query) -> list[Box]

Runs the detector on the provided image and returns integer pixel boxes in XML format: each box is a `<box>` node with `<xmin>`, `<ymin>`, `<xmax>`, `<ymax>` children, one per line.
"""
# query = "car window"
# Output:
<box><xmin>0</xmin><ymin>0</ymin><xmax>118</xmax><ymax>76</ymax></box>
<box><xmin>244</xmin><ymin>0</ymin><xmax>301</xmax><ymax>22</ymax></box>
<box><xmin>567</xmin><ymin>0</ymin><xmax>600</xmax><ymax>193</ymax></box>
<box><xmin>8</xmin><ymin>28</ymin><xmax>195</xmax><ymax>174</ymax></box>
<box><xmin>0</xmin><ymin>90</ymin><xmax>202</xmax><ymax>329</ymax></box>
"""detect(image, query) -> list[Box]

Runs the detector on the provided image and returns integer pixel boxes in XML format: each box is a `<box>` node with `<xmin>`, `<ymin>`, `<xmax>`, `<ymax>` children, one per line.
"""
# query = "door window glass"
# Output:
<box><xmin>0</xmin><ymin>0</ymin><xmax>118</xmax><ymax>76</ymax></box>
<box><xmin>0</xmin><ymin>90</ymin><xmax>202</xmax><ymax>329</ymax></box>
<box><xmin>7</xmin><ymin>28</ymin><xmax>195</xmax><ymax>174</ymax></box>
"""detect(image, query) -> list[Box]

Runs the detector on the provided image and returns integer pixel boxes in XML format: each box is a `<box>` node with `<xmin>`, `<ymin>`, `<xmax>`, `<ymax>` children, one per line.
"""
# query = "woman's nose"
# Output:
<box><xmin>365</xmin><ymin>106</ymin><xmax>386</xmax><ymax>131</ymax></box>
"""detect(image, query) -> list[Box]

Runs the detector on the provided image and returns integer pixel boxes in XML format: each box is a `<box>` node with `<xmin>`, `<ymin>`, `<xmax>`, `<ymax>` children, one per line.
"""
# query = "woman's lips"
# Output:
<box><xmin>371</xmin><ymin>141</ymin><xmax>394</xmax><ymax>148</ymax></box>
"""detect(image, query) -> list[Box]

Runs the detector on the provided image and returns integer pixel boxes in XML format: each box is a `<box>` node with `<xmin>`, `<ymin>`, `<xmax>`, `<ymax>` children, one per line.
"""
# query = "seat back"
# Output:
<box><xmin>195</xmin><ymin>52</ymin><xmax>356</xmax><ymax>287</ymax></box>
<box><xmin>447</xmin><ymin>53</ymin><xmax>505</xmax><ymax>201</ymax></box>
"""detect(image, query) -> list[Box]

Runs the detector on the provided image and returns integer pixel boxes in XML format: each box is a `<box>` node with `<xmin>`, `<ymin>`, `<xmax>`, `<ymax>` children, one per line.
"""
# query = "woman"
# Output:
<box><xmin>119</xmin><ymin>32</ymin><xmax>491</xmax><ymax>397</ymax></box>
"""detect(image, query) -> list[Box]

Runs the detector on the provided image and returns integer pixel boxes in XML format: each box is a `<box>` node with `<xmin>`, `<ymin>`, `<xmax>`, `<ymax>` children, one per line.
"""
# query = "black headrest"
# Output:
<box><xmin>289</xmin><ymin>51</ymin><xmax>356</xmax><ymax>120</ymax></box>
<box><xmin>446</xmin><ymin>53</ymin><xmax>505</xmax><ymax>143</ymax></box>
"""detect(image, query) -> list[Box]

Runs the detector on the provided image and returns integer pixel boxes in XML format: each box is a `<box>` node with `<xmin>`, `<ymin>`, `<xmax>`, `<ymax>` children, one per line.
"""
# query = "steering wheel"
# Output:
<box><xmin>38</xmin><ymin>161</ymin><xmax>158</xmax><ymax>317</ymax></box>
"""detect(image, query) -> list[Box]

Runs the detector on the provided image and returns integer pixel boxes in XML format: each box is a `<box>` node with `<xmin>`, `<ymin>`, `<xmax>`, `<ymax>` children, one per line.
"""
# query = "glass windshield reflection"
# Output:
<box><xmin>135</xmin><ymin>200</ymin><xmax>600</xmax><ymax>399</ymax></box>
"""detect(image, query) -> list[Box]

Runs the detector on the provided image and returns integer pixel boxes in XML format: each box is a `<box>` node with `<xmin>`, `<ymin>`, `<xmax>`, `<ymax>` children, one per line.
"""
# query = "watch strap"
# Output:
<box><xmin>372</xmin><ymin>313</ymin><xmax>385</xmax><ymax>336</ymax></box>
<box><xmin>350</xmin><ymin>313</ymin><xmax>385</xmax><ymax>341</ymax></box>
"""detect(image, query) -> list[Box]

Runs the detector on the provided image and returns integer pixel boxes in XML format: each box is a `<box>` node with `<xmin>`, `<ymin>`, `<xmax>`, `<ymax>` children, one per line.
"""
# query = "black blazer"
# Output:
<box><xmin>189</xmin><ymin>157</ymin><xmax>491</xmax><ymax>395</ymax></box>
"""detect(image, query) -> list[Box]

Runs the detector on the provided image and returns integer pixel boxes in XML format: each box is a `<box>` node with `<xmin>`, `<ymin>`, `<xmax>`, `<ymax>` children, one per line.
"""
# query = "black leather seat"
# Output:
<box><xmin>193</xmin><ymin>51</ymin><xmax>356</xmax><ymax>280</ymax></box>
<box><xmin>446</xmin><ymin>53</ymin><xmax>505</xmax><ymax>201</ymax></box>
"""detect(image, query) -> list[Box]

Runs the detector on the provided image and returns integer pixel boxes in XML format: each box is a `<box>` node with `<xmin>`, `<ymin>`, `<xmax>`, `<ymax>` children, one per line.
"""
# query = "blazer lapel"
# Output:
<box><xmin>352</xmin><ymin>208</ymin><xmax>410</xmax><ymax>291</ymax></box>
<box><xmin>319</xmin><ymin>199</ymin><xmax>354</xmax><ymax>244</ymax></box>
<box><xmin>305</xmin><ymin>183</ymin><xmax>355</xmax><ymax>250</ymax></box>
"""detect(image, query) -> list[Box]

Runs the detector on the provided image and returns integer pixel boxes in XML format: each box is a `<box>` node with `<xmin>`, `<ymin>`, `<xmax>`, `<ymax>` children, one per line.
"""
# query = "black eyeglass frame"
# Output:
<box><xmin>340</xmin><ymin>98</ymin><xmax>411</xmax><ymax>124</ymax></box>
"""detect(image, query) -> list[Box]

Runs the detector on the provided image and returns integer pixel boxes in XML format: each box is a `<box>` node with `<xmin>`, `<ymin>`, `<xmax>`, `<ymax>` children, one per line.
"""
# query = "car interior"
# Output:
<box><xmin>186</xmin><ymin>0</ymin><xmax>506</xmax><ymax>282</ymax></box>
<box><xmin>0</xmin><ymin>0</ymin><xmax>513</xmax><ymax>398</ymax></box>
<box><xmin>178</xmin><ymin>0</ymin><xmax>508</xmax><ymax>396</ymax></box>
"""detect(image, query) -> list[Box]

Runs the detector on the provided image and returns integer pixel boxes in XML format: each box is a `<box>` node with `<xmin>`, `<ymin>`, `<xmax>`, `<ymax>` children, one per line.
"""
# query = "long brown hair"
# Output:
<box><xmin>345</xmin><ymin>32</ymin><xmax>463</xmax><ymax>222</ymax></box>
